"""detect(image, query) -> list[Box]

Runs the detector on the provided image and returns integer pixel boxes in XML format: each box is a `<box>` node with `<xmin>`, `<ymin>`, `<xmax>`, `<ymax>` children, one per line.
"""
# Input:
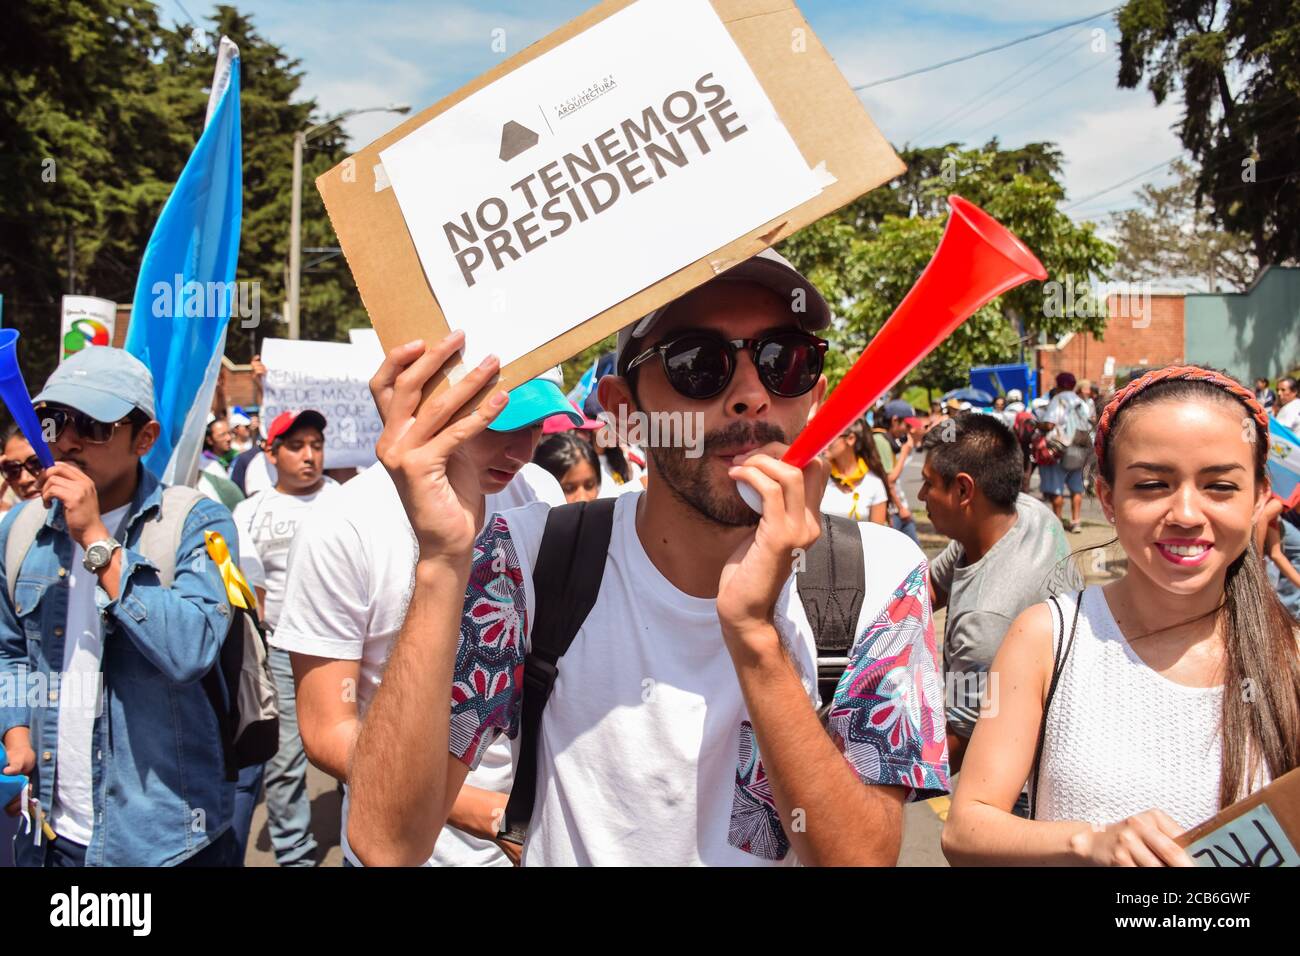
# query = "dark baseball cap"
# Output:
<box><xmin>882</xmin><ymin>399</ymin><xmax>914</xmax><ymax>422</ymax></box>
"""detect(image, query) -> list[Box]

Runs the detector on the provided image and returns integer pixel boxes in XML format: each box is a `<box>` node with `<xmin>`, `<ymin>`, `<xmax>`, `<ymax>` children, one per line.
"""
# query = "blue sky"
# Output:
<box><xmin>160</xmin><ymin>0</ymin><xmax>1185</xmax><ymax>229</ymax></box>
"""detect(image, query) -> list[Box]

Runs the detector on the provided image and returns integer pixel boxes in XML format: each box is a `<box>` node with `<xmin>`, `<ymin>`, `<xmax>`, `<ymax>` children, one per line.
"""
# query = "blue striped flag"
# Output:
<box><xmin>125</xmin><ymin>37</ymin><xmax>242</xmax><ymax>485</ymax></box>
<box><xmin>1268</xmin><ymin>417</ymin><xmax>1300</xmax><ymax>509</ymax></box>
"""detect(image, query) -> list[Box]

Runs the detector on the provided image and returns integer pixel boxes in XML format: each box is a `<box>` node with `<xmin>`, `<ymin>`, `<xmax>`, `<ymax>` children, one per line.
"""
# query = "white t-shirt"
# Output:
<box><xmin>272</xmin><ymin>461</ymin><xmax>565</xmax><ymax>866</ymax></box>
<box><xmin>821</xmin><ymin>472</ymin><xmax>888</xmax><ymax>522</ymax></box>
<box><xmin>450</xmin><ymin>493</ymin><xmax>949</xmax><ymax>866</ymax></box>
<box><xmin>1276</xmin><ymin>398</ymin><xmax>1300</xmax><ymax>432</ymax></box>
<box><xmin>232</xmin><ymin>480</ymin><xmax>338</xmax><ymax>628</ymax></box>
<box><xmin>51</xmin><ymin>503</ymin><xmax>129</xmax><ymax>846</ymax></box>
<box><xmin>596</xmin><ymin>449</ymin><xmax>647</xmax><ymax>498</ymax></box>
<box><xmin>243</xmin><ymin>453</ymin><xmax>276</xmax><ymax>496</ymax></box>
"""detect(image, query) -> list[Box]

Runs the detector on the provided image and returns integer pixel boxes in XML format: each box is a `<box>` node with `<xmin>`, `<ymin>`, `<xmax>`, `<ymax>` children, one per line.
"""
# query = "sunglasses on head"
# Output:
<box><xmin>625</xmin><ymin>329</ymin><xmax>828</xmax><ymax>401</ymax></box>
<box><xmin>33</xmin><ymin>404</ymin><xmax>131</xmax><ymax>445</ymax></box>
<box><xmin>0</xmin><ymin>455</ymin><xmax>42</xmax><ymax>482</ymax></box>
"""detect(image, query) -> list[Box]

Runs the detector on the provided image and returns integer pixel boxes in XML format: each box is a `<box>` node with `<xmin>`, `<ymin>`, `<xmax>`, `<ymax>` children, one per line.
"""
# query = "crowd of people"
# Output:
<box><xmin>0</xmin><ymin>247</ymin><xmax>1298</xmax><ymax>867</ymax></box>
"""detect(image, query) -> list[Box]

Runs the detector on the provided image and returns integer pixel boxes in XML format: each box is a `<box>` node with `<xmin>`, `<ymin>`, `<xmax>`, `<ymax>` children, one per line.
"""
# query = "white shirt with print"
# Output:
<box><xmin>450</xmin><ymin>493</ymin><xmax>949</xmax><ymax>866</ymax></box>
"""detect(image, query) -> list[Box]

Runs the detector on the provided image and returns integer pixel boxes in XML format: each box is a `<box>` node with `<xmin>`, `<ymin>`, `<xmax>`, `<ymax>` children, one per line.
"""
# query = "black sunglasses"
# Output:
<box><xmin>625</xmin><ymin>330</ymin><xmax>828</xmax><ymax>400</ymax></box>
<box><xmin>33</xmin><ymin>404</ymin><xmax>130</xmax><ymax>445</ymax></box>
<box><xmin>0</xmin><ymin>455</ymin><xmax>42</xmax><ymax>482</ymax></box>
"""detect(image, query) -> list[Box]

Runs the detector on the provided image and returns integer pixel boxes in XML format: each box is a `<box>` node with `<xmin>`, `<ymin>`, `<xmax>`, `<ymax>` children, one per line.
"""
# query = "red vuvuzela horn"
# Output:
<box><xmin>739</xmin><ymin>195</ymin><xmax>1048</xmax><ymax>513</ymax></box>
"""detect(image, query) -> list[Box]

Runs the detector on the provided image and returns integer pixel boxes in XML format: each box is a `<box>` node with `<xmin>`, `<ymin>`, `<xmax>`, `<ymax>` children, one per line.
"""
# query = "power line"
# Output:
<box><xmin>961</xmin><ymin>52</ymin><xmax>1113</xmax><ymax>144</ymax></box>
<box><xmin>852</xmin><ymin>6</ymin><xmax>1120</xmax><ymax>91</ymax></box>
<box><xmin>1063</xmin><ymin>157</ymin><xmax>1184</xmax><ymax>212</ymax></box>
<box><xmin>908</xmin><ymin>22</ymin><xmax>1090</xmax><ymax>144</ymax></box>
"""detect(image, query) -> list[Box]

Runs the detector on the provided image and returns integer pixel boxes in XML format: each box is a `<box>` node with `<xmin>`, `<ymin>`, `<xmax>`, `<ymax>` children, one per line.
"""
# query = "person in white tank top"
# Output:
<box><xmin>944</xmin><ymin>365</ymin><xmax>1300</xmax><ymax>866</ymax></box>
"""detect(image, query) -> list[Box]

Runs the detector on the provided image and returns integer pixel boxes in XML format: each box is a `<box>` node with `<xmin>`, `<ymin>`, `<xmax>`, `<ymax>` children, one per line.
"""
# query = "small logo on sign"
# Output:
<box><xmin>499</xmin><ymin>120</ymin><xmax>539</xmax><ymax>162</ymax></box>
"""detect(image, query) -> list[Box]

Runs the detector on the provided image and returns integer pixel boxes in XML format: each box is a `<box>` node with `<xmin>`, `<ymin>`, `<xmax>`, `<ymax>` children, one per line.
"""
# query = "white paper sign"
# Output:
<box><xmin>1188</xmin><ymin>803</ymin><xmax>1299</xmax><ymax>868</ymax></box>
<box><xmin>261</xmin><ymin>338</ymin><xmax>382</xmax><ymax>469</ymax></box>
<box><xmin>379</xmin><ymin>0</ymin><xmax>822</xmax><ymax>370</ymax></box>
<box><xmin>60</xmin><ymin>295</ymin><xmax>116</xmax><ymax>363</ymax></box>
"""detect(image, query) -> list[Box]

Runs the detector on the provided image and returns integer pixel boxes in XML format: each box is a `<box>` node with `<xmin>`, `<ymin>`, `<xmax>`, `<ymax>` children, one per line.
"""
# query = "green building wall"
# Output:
<box><xmin>1185</xmin><ymin>266</ymin><xmax>1300</xmax><ymax>383</ymax></box>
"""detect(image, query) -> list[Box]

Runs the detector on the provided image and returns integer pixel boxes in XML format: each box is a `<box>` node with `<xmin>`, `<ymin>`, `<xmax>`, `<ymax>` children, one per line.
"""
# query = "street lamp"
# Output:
<box><xmin>287</xmin><ymin>103</ymin><xmax>410</xmax><ymax>339</ymax></box>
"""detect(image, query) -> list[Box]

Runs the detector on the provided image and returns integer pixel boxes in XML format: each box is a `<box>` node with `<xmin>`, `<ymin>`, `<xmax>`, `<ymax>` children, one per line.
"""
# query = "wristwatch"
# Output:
<box><xmin>82</xmin><ymin>538</ymin><xmax>122</xmax><ymax>573</ymax></box>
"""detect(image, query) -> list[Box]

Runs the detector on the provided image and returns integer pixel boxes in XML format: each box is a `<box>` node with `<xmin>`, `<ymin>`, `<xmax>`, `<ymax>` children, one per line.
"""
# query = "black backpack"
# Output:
<box><xmin>498</xmin><ymin>498</ymin><xmax>865</xmax><ymax>844</ymax></box>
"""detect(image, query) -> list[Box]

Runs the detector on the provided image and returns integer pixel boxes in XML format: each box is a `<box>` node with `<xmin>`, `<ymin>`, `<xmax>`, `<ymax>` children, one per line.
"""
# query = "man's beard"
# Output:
<box><xmin>650</xmin><ymin>420</ymin><xmax>788</xmax><ymax>528</ymax></box>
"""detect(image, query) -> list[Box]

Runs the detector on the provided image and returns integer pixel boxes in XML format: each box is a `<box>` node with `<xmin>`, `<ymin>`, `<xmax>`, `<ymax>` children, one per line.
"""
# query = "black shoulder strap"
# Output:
<box><xmin>500</xmin><ymin>497</ymin><xmax>617</xmax><ymax>843</ymax></box>
<box><xmin>797</xmin><ymin>513</ymin><xmax>865</xmax><ymax>653</ymax></box>
<box><xmin>1028</xmin><ymin>589</ymin><xmax>1083</xmax><ymax>820</ymax></box>
<box><xmin>797</xmin><ymin>514</ymin><xmax>865</xmax><ymax>710</ymax></box>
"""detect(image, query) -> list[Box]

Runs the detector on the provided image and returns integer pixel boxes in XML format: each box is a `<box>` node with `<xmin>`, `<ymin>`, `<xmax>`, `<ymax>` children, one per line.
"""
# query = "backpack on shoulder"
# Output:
<box><xmin>3</xmin><ymin>487</ymin><xmax>278</xmax><ymax>781</ymax></box>
<box><xmin>497</xmin><ymin>498</ymin><xmax>865</xmax><ymax>844</ymax></box>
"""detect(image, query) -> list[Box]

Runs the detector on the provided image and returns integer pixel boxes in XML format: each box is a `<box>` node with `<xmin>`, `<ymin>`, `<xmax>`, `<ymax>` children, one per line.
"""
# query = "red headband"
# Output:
<box><xmin>1093</xmin><ymin>365</ymin><xmax>1269</xmax><ymax>470</ymax></box>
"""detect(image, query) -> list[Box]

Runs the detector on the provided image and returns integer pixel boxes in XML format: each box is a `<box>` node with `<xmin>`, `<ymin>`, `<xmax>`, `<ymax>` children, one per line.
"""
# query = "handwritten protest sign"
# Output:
<box><xmin>1186</xmin><ymin>803</ymin><xmax>1299</xmax><ymax>868</ymax></box>
<box><xmin>1178</xmin><ymin>767</ymin><xmax>1300</xmax><ymax>867</ymax></box>
<box><xmin>260</xmin><ymin>338</ymin><xmax>382</xmax><ymax>469</ymax></box>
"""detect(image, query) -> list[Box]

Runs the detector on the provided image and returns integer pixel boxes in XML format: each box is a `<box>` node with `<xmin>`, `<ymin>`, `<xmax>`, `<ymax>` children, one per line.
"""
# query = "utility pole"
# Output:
<box><xmin>286</xmin><ymin>103</ymin><xmax>409</xmax><ymax>339</ymax></box>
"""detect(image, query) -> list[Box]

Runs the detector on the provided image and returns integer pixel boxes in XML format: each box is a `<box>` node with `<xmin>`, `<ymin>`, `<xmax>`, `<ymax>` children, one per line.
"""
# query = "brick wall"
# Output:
<box><xmin>1038</xmin><ymin>293</ymin><xmax>1185</xmax><ymax>388</ymax></box>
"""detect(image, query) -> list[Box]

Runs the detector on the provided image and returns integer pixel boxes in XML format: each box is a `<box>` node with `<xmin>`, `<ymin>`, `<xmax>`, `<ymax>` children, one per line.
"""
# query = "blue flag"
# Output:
<box><xmin>125</xmin><ymin>38</ymin><xmax>242</xmax><ymax>484</ymax></box>
<box><xmin>1268</xmin><ymin>417</ymin><xmax>1300</xmax><ymax>508</ymax></box>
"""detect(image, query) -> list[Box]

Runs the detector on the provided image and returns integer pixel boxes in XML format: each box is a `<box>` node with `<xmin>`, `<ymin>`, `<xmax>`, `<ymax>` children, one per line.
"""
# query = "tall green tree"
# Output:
<box><xmin>1117</xmin><ymin>0</ymin><xmax>1300</xmax><ymax>265</ymax></box>
<box><xmin>155</xmin><ymin>5</ymin><xmax>366</xmax><ymax>360</ymax></box>
<box><xmin>0</xmin><ymin>0</ymin><xmax>179</xmax><ymax>387</ymax></box>
<box><xmin>780</xmin><ymin>143</ymin><xmax>1116</xmax><ymax>393</ymax></box>
<box><xmin>1109</xmin><ymin>158</ymin><xmax>1258</xmax><ymax>290</ymax></box>
<box><xmin>0</xmin><ymin>1</ymin><xmax>365</xmax><ymax>395</ymax></box>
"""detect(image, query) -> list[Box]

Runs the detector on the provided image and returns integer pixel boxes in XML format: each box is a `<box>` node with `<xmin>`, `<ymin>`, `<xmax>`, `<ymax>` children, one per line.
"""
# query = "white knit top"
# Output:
<box><xmin>1035</xmin><ymin>586</ymin><xmax>1230</xmax><ymax>831</ymax></box>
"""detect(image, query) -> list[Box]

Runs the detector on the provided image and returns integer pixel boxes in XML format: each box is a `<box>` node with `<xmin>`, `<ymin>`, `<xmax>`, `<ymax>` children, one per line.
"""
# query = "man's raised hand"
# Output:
<box><xmin>370</xmin><ymin>331</ymin><xmax>509</xmax><ymax>562</ymax></box>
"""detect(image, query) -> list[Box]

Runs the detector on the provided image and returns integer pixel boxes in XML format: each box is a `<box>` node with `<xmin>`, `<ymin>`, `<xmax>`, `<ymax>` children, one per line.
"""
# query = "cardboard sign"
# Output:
<box><xmin>379</xmin><ymin>0</ymin><xmax>822</xmax><ymax>372</ymax></box>
<box><xmin>60</xmin><ymin>295</ymin><xmax>116</xmax><ymax>362</ymax></box>
<box><xmin>1178</xmin><ymin>767</ymin><xmax>1300</xmax><ymax>867</ymax></box>
<box><xmin>317</xmin><ymin>0</ymin><xmax>904</xmax><ymax>398</ymax></box>
<box><xmin>260</xmin><ymin>338</ymin><xmax>382</xmax><ymax>469</ymax></box>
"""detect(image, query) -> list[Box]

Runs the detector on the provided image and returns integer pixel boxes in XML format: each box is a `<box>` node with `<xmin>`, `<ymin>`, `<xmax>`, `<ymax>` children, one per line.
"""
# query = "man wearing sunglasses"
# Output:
<box><xmin>348</xmin><ymin>249</ymin><xmax>949</xmax><ymax>866</ymax></box>
<box><xmin>0</xmin><ymin>347</ymin><xmax>242</xmax><ymax>866</ymax></box>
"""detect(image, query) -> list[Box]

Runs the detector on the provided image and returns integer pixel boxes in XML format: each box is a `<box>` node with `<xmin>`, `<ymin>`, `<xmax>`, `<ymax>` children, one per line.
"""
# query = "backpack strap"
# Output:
<box><xmin>4</xmin><ymin>501</ymin><xmax>50</xmax><ymax>608</ymax></box>
<box><xmin>137</xmin><ymin>486</ymin><xmax>206</xmax><ymax>586</ymax></box>
<box><xmin>140</xmin><ymin>485</ymin><xmax>241</xmax><ymax>781</ymax></box>
<box><xmin>500</xmin><ymin>497</ymin><xmax>617</xmax><ymax>844</ymax></box>
<box><xmin>796</xmin><ymin>513</ymin><xmax>865</xmax><ymax>706</ymax></box>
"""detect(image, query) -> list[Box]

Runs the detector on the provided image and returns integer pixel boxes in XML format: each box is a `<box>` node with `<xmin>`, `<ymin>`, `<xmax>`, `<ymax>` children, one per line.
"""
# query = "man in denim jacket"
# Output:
<box><xmin>0</xmin><ymin>347</ymin><xmax>241</xmax><ymax>866</ymax></box>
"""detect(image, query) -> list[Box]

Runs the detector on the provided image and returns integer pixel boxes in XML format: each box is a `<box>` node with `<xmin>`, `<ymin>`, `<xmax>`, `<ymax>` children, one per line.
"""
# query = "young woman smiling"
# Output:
<box><xmin>943</xmin><ymin>366</ymin><xmax>1300</xmax><ymax>866</ymax></box>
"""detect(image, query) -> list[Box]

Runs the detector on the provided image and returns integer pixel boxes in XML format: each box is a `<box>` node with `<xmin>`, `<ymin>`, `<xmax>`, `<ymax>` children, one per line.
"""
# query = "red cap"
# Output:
<box><xmin>267</xmin><ymin>409</ymin><xmax>327</xmax><ymax>444</ymax></box>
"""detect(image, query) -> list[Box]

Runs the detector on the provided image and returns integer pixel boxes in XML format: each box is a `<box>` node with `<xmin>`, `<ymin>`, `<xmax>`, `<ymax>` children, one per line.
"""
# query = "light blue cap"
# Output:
<box><xmin>34</xmin><ymin>347</ymin><xmax>156</xmax><ymax>422</ymax></box>
<box><xmin>487</xmin><ymin>366</ymin><xmax>583</xmax><ymax>433</ymax></box>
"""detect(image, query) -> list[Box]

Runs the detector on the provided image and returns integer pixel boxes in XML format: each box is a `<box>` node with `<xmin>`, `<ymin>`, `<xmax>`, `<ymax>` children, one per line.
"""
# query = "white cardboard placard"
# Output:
<box><xmin>378</xmin><ymin>0</ymin><xmax>821</xmax><ymax>371</ymax></box>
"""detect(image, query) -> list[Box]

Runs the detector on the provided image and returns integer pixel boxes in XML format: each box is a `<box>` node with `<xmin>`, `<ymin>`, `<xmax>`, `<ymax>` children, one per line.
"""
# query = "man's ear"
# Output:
<box><xmin>134</xmin><ymin>421</ymin><xmax>160</xmax><ymax>457</ymax></box>
<box><xmin>597</xmin><ymin>375</ymin><xmax>641</xmax><ymax>419</ymax></box>
<box><xmin>956</xmin><ymin>472</ymin><xmax>977</xmax><ymax>507</ymax></box>
<box><xmin>806</xmin><ymin>374</ymin><xmax>828</xmax><ymax>423</ymax></box>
